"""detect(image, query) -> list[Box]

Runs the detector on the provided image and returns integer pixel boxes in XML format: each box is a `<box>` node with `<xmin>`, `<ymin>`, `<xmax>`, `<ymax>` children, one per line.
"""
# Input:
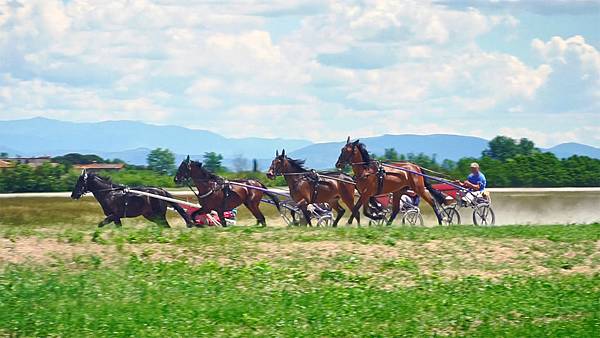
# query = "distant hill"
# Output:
<box><xmin>290</xmin><ymin>134</ymin><xmax>490</xmax><ymax>169</ymax></box>
<box><xmin>0</xmin><ymin>117</ymin><xmax>311</xmax><ymax>159</ymax></box>
<box><xmin>544</xmin><ymin>142</ymin><xmax>600</xmax><ymax>159</ymax></box>
<box><xmin>1</xmin><ymin>117</ymin><xmax>598</xmax><ymax>170</ymax></box>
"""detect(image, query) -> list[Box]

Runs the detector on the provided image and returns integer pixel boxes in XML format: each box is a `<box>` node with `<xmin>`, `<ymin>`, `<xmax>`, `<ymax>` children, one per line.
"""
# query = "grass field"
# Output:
<box><xmin>0</xmin><ymin>197</ymin><xmax>599</xmax><ymax>336</ymax></box>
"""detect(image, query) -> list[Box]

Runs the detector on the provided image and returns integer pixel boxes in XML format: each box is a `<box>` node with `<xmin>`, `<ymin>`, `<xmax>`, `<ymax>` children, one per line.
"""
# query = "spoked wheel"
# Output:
<box><xmin>473</xmin><ymin>204</ymin><xmax>495</xmax><ymax>226</ymax></box>
<box><xmin>280</xmin><ymin>203</ymin><xmax>300</xmax><ymax>226</ymax></box>
<box><xmin>401</xmin><ymin>209</ymin><xmax>424</xmax><ymax>226</ymax></box>
<box><xmin>368</xmin><ymin>215</ymin><xmax>388</xmax><ymax>226</ymax></box>
<box><xmin>316</xmin><ymin>215</ymin><xmax>334</xmax><ymax>227</ymax></box>
<box><xmin>441</xmin><ymin>206</ymin><xmax>461</xmax><ymax>225</ymax></box>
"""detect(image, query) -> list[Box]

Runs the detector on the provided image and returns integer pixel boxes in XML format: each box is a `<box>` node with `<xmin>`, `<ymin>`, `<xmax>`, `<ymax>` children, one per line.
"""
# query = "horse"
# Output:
<box><xmin>335</xmin><ymin>137</ymin><xmax>444</xmax><ymax>225</ymax></box>
<box><xmin>71</xmin><ymin>170</ymin><xmax>193</xmax><ymax>228</ymax></box>
<box><xmin>266</xmin><ymin>149</ymin><xmax>357</xmax><ymax>227</ymax></box>
<box><xmin>174</xmin><ymin>156</ymin><xmax>280</xmax><ymax>227</ymax></box>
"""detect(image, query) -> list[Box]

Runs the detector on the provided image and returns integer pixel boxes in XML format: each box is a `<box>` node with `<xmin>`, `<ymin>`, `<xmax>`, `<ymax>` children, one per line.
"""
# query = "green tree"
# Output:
<box><xmin>482</xmin><ymin>136</ymin><xmax>519</xmax><ymax>161</ymax></box>
<box><xmin>483</xmin><ymin>136</ymin><xmax>538</xmax><ymax>161</ymax></box>
<box><xmin>203</xmin><ymin>152</ymin><xmax>225</xmax><ymax>173</ymax></box>
<box><xmin>517</xmin><ymin>138</ymin><xmax>537</xmax><ymax>156</ymax></box>
<box><xmin>52</xmin><ymin>153</ymin><xmax>105</xmax><ymax>166</ymax></box>
<box><xmin>146</xmin><ymin>148</ymin><xmax>175</xmax><ymax>175</ymax></box>
<box><xmin>0</xmin><ymin>152</ymin><xmax>8</xmax><ymax>158</ymax></box>
<box><xmin>383</xmin><ymin>148</ymin><xmax>399</xmax><ymax>161</ymax></box>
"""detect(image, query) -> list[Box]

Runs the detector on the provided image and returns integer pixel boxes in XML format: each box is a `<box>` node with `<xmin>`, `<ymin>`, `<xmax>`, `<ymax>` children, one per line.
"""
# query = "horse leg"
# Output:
<box><xmin>156</xmin><ymin>214</ymin><xmax>171</xmax><ymax>228</ymax></box>
<box><xmin>98</xmin><ymin>215</ymin><xmax>115</xmax><ymax>228</ymax></box>
<box><xmin>297</xmin><ymin>201</ymin><xmax>313</xmax><ymax>226</ymax></box>
<box><xmin>350</xmin><ymin>194</ymin><xmax>369</xmax><ymax>226</ymax></box>
<box><xmin>113</xmin><ymin>217</ymin><xmax>123</xmax><ymax>227</ymax></box>
<box><xmin>340</xmin><ymin>185</ymin><xmax>358</xmax><ymax>225</ymax></box>
<box><xmin>387</xmin><ymin>191</ymin><xmax>402</xmax><ymax>226</ymax></box>
<box><xmin>330</xmin><ymin>199</ymin><xmax>345</xmax><ymax>227</ymax></box>
<box><xmin>143</xmin><ymin>214</ymin><xmax>169</xmax><ymax>228</ymax></box>
<box><xmin>215</xmin><ymin>209</ymin><xmax>228</xmax><ymax>227</ymax></box>
<box><xmin>245</xmin><ymin>201</ymin><xmax>267</xmax><ymax>227</ymax></box>
<box><xmin>418</xmin><ymin>189</ymin><xmax>443</xmax><ymax>225</ymax></box>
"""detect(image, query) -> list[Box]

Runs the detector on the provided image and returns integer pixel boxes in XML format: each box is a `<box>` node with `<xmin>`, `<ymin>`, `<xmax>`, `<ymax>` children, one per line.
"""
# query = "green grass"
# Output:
<box><xmin>1</xmin><ymin>197</ymin><xmax>599</xmax><ymax>336</ymax></box>
<box><xmin>1</xmin><ymin>259</ymin><xmax>598</xmax><ymax>337</ymax></box>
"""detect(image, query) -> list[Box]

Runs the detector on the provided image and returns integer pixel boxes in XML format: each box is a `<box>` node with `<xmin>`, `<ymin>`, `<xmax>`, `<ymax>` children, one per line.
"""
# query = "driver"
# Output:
<box><xmin>455</xmin><ymin>162</ymin><xmax>490</xmax><ymax>201</ymax></box>
<box><xmin>400</xmin><ymin>189</ymin><xmax>420</xmax><ymax>209</ymax></box>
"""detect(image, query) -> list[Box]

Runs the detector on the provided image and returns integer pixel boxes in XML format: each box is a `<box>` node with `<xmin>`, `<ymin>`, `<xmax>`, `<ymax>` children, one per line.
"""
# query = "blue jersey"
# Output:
<box><xmin>467</xmin><ymin>172</ymin><xmax>486</xmax><ymax>191</ymax></box>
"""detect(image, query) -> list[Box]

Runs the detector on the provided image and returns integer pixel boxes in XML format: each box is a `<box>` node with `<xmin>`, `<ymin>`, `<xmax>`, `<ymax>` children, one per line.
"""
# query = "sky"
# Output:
<box><xmin>0</xmin><ymin>0</ymin><xmax>599</xmax><ymax>147</ymax></box>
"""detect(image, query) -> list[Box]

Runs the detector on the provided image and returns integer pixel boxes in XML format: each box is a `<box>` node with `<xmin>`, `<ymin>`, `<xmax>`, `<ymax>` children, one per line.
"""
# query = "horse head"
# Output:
<box><xmin>174</xmin><ymin>156</ymin><xmax>193</xmax><ymax>184</ymax></box>
<box><xmin>267</xmin><ymin>149</ymin><xmax>286</xmax><ymax>179</ymax></box>
<box><xmin>336</xmin><ymin>138</ymin><xmax>361</xmax><ymax>169</ymax></box>
<box><xmin>71</xmin><ymin>169</ymin><xmax>90</xmax><ymax>199</ymax></box>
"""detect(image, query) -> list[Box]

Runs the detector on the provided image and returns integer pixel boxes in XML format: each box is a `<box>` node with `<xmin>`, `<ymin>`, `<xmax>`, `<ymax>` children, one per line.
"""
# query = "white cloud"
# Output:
<box><xmin>0</xmin><ymin>0</ymin><xmax>597</xmax><ymax>147</ymax></box>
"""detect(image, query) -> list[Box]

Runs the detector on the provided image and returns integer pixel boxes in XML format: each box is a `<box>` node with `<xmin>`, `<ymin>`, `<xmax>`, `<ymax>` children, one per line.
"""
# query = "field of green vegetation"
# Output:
<box><xmin>0</xmin><ymin>197</ymin><xmax>598</xmax><ymax>336</ymax></box>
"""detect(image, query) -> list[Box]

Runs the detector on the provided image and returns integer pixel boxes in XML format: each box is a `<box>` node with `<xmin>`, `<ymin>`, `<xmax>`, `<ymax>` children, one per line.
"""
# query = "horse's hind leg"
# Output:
<box><xmin>245</xmin><ymin>202</ymin><xmax>267</xmax><ymax>227</ymax></box>
<box><xmin>418</xmin><ymin>189</ymin><xmax>443</xmax><ymax>225</ymax></box>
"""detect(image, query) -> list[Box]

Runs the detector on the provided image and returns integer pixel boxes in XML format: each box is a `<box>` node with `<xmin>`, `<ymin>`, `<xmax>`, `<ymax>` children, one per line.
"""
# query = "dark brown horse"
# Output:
<box><xmin>266</xmin><ymin>149</ymin><xmax>357</xmax><ymax>226</ymax></box>
<box><xmin>335</xmin><ymin>138</ymin><xmax>444</xmax><ymax>225</ymax></box>
<box><xmin>174</xmin><ymin>156</ymin><xmax>280</xmax><ymax>226</ymax></box>
<box><xmin>71</xmin><ymin>171</ymin><xmax>193</xmax><ymax>227</ymax></box>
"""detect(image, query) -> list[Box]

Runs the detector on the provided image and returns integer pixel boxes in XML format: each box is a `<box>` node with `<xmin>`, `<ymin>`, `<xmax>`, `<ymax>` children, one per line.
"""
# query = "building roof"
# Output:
<box><xmin>0</xmin><ymin>160</ymin><xmax>14</xmax><ymax>168</ymax></box>
<box><xmin>74</xmin><ymin>163</ymin><xmax>125</xmax><ymax>170</ymax></box>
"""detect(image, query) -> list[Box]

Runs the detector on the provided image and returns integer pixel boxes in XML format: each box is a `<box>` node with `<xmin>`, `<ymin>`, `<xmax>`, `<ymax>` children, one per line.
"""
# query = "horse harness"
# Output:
<box><xmin>354</xmin><ymin>161</ymin><xmax>406</xmax><ymax>195</ymax></box>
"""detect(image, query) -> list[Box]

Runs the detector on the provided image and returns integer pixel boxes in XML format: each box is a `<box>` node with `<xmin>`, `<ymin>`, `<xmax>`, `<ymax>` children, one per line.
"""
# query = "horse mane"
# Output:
<box><xmin>89</xmin><ymin>173</ymin><xmax>124</xmax><ymax>187</ymax></box>
<box><xmin>191</xmin><ymin>160</ymin><xmax>221</xmax><ymax>180</ymax></box>
<box><xmin>356</xmin><ymin>142</ymin><xmax>372</xmax><ymax>163</ymax></box>
<box><xmin>285</xmin><ymin>157</ymin><xmax>308</xmax><ymax>172</ymax></box>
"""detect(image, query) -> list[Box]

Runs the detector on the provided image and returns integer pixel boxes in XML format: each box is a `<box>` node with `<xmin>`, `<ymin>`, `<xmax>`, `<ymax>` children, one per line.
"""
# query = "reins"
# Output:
<box><xmin>279</xmin><ymin>172</ymin><xmax>356</xmax><ymax>185</ymax></box>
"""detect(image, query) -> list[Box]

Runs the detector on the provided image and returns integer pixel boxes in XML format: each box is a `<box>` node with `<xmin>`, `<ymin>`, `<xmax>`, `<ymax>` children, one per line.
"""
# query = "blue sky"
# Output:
<box><xmin>0</xmin><ymin>0</ymin><xmax>598</xmax><ymax>147</ymax></box>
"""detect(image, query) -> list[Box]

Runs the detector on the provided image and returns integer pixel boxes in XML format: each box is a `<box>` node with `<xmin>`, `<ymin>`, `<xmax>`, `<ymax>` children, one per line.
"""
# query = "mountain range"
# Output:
<box><xmin>1</xmin><ymin>117</ymin><xmax>598</xmax><ymax>169</ymax></box>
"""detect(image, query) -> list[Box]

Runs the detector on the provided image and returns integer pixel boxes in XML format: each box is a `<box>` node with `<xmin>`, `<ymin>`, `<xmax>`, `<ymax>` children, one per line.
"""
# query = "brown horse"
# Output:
<box><xmin>174</xmin><ymin>156</ymin><xmax>280</xmax><ymax>226</ymax></box>
<box><xmin>71</xmin><ymin>171</ymin><xmax>193</xmax><ymax>228</ymax></box>
<box><xmin>266</xmin><ymin>149</ymin><xmax>357</xmax><ymax>226</ymax></box>
<box><xmin>335</xmin><ymin>138</ymin><xmax>444</xmax><ymax>225</ymax></box>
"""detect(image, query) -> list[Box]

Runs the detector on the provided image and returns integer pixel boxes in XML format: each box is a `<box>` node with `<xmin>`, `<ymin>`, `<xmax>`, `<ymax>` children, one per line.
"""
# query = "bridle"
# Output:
<box><xmin>339</xmin><ymin>142</ymin><xmax>376</xmax><ymax>168</ymax></box>
<box><xmin>179</xmin><ymin>160</ymin><xmax>225</xmax><ymax>199</ymax></box>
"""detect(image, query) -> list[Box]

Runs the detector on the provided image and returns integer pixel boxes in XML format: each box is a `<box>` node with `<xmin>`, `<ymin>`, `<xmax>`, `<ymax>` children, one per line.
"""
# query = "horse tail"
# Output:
<box><xmin>258</xmin><ymin>182</ymin><xmax>281</xmax><ymax>211</ymax></box>
<box><xmin>161</xmin><ymin>190</ymin><xmax>194</xmax><ymax>226</ymax></box>
<box><xmin>424</xmin><ymin>178</ymin><xmax>445</xmax><ymax>205</ymax></box>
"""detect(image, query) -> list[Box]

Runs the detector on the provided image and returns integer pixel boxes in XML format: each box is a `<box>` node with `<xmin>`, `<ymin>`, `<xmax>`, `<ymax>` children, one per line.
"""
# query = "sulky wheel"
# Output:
<box><xmin>316</xmin><ymin>215</ymin><xmax>334</xmax><ymax>227</ymax></box>
<box><xmin>441</xmin><ymin>206</ymin><xmax>461</xmax><ymax>225</ymax></box>
<box><xmin>401</xmin><ymin>209</ymin><xmax>424</xmax><ymax>226</ymax></box>
<box><xmin>368</xmin><ymin>210</ymin><xmax>389</xmax><ymax>226</ymax></box>
<box><xmin>280</xmin><ymin>203</ymin><xmax>300</xmax><ymax>226</ymax></box>
<box><xmin>473</xmin><ymin>204</ymin><xmax>495</xmax><ymax>226</ymax></box>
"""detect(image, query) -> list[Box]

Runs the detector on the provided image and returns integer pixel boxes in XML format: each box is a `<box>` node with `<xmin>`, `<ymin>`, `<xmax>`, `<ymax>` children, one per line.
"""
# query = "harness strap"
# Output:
<box><xmin>198</xmin><ymin>188</ymin><xmax>214</xmax><ymax>199</ymax></box>
<box><xmin>376</xmin><ymin>165</ymin><xmax>385</xmax><ymax>195</ymax></box>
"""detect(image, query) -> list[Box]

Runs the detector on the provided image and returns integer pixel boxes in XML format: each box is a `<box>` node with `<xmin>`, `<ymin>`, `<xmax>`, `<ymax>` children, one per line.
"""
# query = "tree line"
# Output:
<box><xmin>377</xmin><ymin>136</ymin><xmax>600</xmax><ymax>187</ymax></box>
<box><xmin>0</xmin><ymin>149</ymin><xmax>285</xmax><ymax>193</ymax></box>
<box><xmin>1</xmin><ymin>136</ymin><xmax>598</xmax><ymax>192</ymax></box>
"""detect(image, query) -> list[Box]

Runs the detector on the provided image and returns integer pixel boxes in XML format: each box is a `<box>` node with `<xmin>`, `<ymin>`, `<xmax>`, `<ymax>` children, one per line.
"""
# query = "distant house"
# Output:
<box><xmin>0</xmin><ymin>160</ymin><xmax>14</xmax><ymax>169</ymax></box>
<box><xmin>0</xmin><ymin>156</ymin><xmax>52</xmax><ymax>168</ymax></box>
<box><xmin>73</xmin><ymin>163</ymin><xmax>125</xmax><ymax>172</ymax></box>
